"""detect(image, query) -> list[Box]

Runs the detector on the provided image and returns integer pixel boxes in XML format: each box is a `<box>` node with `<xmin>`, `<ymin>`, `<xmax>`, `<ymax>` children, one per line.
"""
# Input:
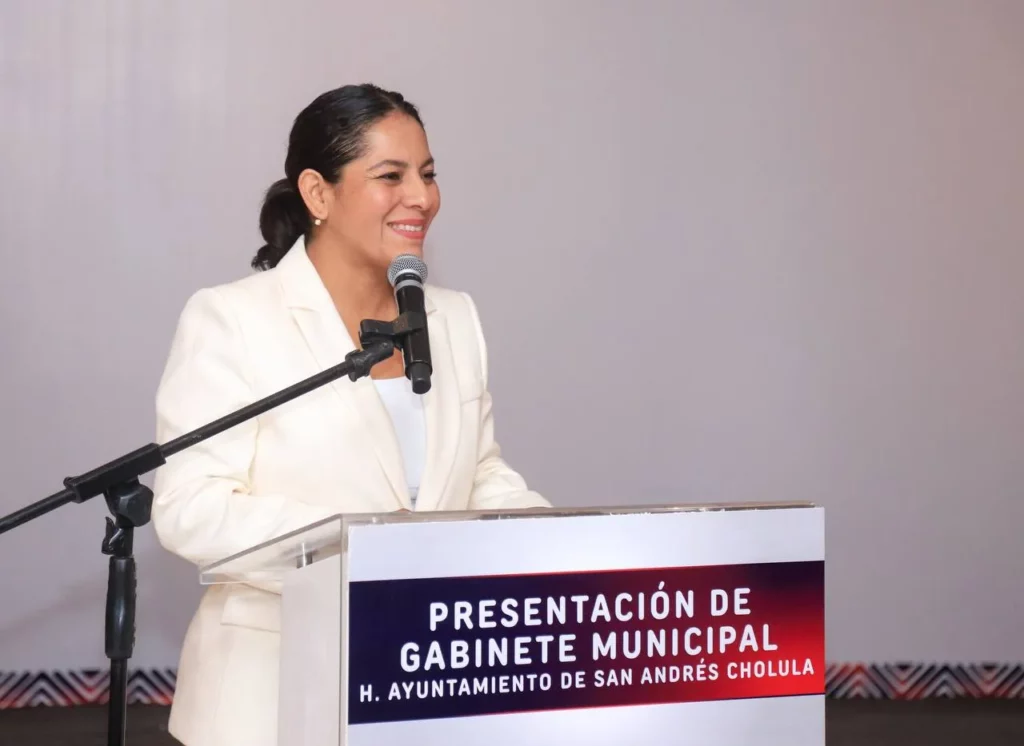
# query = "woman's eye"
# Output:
<box><xmin>379</xmin><ymin>172</ymin><xmax>402</xmax><ymax>181</ymax></box>
<box><xmin>423</xmin><ymin>171</ymin><xmax>437</xmax><ymax>181</ymax></box>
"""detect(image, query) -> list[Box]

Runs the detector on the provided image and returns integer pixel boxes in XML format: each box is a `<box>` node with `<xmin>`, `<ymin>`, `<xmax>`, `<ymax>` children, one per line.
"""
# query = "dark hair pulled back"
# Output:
<box><xmin>251</xmin><ymin>83</ymin><xmax>424</xmax><ymax>271</ymax></box>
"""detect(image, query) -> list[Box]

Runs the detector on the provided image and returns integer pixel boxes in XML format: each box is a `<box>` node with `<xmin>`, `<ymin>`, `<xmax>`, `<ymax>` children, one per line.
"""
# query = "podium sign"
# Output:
<box><xmin>201</xmin><ymin>503</ymin><xmax>825</xmax><ymax>746</ymax></box>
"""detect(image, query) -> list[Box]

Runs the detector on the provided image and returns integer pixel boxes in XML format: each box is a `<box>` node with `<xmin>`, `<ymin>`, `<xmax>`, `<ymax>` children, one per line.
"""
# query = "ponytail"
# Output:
<box><xmin>251</xmin><ymin>178</ymin><xmax>310</xmax><ymax>270</ymax></box>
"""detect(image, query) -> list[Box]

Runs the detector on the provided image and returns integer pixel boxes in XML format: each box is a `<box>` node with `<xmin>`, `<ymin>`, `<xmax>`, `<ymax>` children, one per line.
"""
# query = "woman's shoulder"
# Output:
<box><xmin>424</xmin><ymin>284</ymin><xmax>474</xmax><ymax>316</ymax></box>
<box><xmin>425</xmin><ymin>285</ymin><xmax>487</xmax><ymax>339</ymax></box>
<box><xmin>424</xmin><ymin>284</ymin><xmax>491</xmax><ymax>382</ymax></box>
<box><xmin>174</xmin><ymin>267</ymin><xmax>284</xmax><ymax>325</ymax></box>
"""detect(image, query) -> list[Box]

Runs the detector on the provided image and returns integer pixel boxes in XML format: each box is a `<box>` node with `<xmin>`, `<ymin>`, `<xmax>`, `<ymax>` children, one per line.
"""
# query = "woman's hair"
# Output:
<box><xmin>251</xmin><ymin>83</ymin><xmax>424</xmax><ymax>271</ymax></box>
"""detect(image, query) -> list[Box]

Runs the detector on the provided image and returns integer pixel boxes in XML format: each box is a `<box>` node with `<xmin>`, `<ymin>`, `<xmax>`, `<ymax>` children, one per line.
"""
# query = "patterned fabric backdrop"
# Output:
<box><xmin>1</xmin><ymin>665</ymin><xmax>1021</xmax><ymax>709</ymax></box>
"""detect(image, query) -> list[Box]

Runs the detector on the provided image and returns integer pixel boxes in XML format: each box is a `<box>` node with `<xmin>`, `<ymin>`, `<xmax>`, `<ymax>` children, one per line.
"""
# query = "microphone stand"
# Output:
<box><xmin>0</xmin><ymin>312</ymin><xmax>424</xmax><ymax>746</ymax></box>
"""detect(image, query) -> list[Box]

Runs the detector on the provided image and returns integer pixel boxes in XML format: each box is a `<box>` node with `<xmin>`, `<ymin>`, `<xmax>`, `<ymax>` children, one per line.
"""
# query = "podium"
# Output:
<box><xmin>199</xmin><ymin>502</ymin><xmax>825</xmax><ymax>746</ymax></box>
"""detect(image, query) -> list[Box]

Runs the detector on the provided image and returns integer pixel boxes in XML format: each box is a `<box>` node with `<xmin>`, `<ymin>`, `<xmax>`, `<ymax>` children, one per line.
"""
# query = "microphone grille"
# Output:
<box><xmin>387</xmin><ymin>254</ymin><xmax>428</xmax><ymax>287</ymax></box>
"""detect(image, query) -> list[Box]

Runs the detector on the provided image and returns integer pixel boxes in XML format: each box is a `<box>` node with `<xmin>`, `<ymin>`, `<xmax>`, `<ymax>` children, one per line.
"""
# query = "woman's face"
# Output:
<box><xmin>323</xmin><ymin>112</ymin><xmax>440</xmax><ymax>271</ymax></box>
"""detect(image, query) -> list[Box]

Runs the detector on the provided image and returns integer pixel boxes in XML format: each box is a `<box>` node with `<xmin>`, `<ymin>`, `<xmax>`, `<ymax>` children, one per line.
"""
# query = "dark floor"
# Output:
<box><xmin>0</xmin><ymin>700</ymin><xmax>1022</xmax><ymax>745</ymax></box>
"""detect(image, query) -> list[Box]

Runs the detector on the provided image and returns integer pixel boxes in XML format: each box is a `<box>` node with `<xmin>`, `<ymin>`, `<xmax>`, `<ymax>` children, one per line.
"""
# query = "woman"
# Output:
<box><xmin>151</xmin><ymin>83</ymin><xmax>550</xmax><ymax>746</ymax></box>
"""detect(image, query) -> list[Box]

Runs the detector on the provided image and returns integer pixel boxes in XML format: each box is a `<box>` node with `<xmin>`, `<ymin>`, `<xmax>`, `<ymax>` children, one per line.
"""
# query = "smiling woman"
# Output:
<box><xmin>149</xmin><ymin>83</ymin><xmax>550</xmax><ymax>746</ymax></box>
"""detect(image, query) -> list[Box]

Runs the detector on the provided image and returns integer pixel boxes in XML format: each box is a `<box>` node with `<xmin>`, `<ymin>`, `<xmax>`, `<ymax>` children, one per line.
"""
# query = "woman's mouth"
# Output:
<box><xmin>388</xmin><ymin>220</ymin><xmax>426</xmax><ymax>240</ymax></box>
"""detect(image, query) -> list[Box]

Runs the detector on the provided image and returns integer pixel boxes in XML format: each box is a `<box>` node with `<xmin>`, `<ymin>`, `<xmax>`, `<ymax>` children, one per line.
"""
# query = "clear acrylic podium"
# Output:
<box><xmin>199</xmin><ymin>503</ymin><xmax>826</xmax><ymax>746</ymax></box>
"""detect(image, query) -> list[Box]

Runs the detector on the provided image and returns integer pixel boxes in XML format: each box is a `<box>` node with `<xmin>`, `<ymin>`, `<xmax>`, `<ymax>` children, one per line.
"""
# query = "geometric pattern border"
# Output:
<box><xmin>825</xmin><ymin>663</ymin><xmax>1024</xmax><ymax>699</ymax></box>
<box><xmin>0</xmin><ymin>669</ymin><xmax>175</xmax><ymax>709</ymax></box>
<box><xmin>1</xmin><ymin>664</ymin><xmax>1022</xmax><ymax>708</ymax></box>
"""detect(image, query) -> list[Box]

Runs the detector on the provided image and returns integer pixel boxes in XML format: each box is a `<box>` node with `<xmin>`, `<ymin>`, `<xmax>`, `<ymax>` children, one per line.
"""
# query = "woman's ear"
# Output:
<box><xmin>297</xmin><ymin>168</ymin><xmax>332</xmax><ymax>223</ymax></box>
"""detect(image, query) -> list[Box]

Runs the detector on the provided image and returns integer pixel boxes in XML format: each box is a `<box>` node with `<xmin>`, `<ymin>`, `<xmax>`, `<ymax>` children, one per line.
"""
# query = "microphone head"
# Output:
<box><xmin>387</xmin><ymin>254</ymin><xmax>428</xmax><ymax>288</ymax></box>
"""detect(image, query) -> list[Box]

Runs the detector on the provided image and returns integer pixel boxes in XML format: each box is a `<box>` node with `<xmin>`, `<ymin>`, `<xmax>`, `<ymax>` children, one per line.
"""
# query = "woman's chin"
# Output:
<box><xmin>384</xmin><ymin>245</ymin><xmax>424</xmax><ymax>262</ymax></box>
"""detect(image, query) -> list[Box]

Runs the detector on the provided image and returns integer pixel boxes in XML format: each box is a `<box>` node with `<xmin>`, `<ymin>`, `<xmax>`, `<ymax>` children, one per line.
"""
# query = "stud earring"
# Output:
<box><xmin>314</xmin><ymin>218</ymin><xmax>322</xmax><ymax>226</ymax></box>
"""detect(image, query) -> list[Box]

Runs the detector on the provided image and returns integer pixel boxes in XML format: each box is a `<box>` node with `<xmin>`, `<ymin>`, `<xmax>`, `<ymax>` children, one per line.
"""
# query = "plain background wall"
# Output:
<box><xmin>1</xmin><ymin>0</ymin><xmax>1023</xmax><ymax>671</ymax></box>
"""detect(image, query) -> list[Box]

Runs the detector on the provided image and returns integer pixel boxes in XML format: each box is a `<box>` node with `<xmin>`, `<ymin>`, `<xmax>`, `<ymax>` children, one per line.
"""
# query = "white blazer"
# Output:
<box><xmin>151</xmin><ymin>238</ymin><xmax>550</xmax><ymax>746</ymax></box>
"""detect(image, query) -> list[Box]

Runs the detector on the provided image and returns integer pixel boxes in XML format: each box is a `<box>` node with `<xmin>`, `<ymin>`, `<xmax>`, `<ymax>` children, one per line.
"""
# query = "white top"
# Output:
<box><xmin>371</xmin><ymin>376</ymin><xmax>427</xmax><ymax>509</ymax></box>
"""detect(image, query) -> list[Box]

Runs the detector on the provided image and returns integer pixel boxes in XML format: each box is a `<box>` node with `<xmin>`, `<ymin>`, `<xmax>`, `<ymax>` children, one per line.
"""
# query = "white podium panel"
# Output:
<box><xmin>200</xmin><ymin>503</ymin><xmax>826</xmax><ymax>746</ymax></box>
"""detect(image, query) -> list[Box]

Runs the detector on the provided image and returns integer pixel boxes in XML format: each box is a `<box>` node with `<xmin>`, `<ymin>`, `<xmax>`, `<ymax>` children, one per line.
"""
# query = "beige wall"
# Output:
<box><xmin>1</xmin><ymin>0</ymin><xmax>1023</xmax><ymax>669</ymax></box>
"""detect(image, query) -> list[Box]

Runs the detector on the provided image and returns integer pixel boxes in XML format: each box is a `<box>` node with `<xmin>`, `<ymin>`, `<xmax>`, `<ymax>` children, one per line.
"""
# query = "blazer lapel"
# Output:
<box><xmin>274</xmin><ymin>240</ymin><xmax>410</xmax><ymax>509</ymax></box>
<box><xmin>412</xmin><ymin>300</ymin><xmax>460</xmax><ymax>512</ymax></box>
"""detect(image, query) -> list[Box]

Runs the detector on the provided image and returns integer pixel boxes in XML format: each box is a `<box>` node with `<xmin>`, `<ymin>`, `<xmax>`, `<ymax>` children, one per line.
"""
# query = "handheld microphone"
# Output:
<box><xmin>387</xmin><ymin>254</ymin><xmax>432</xmax><ymax>394</ymax></box>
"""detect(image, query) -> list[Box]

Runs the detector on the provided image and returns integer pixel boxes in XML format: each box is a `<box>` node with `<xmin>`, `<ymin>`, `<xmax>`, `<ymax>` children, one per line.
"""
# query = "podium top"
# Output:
<box><xmin>197</xmin><ymin>501</ymin><xmax>817</xmax><ymax>585</ymax></box>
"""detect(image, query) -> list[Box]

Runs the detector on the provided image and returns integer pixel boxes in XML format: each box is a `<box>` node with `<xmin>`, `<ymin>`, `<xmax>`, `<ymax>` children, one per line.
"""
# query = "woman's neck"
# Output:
<box><xmin>306</xmin><ymin>236</ymin><xmax>397</xmax><ymax>330</ymax></box>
